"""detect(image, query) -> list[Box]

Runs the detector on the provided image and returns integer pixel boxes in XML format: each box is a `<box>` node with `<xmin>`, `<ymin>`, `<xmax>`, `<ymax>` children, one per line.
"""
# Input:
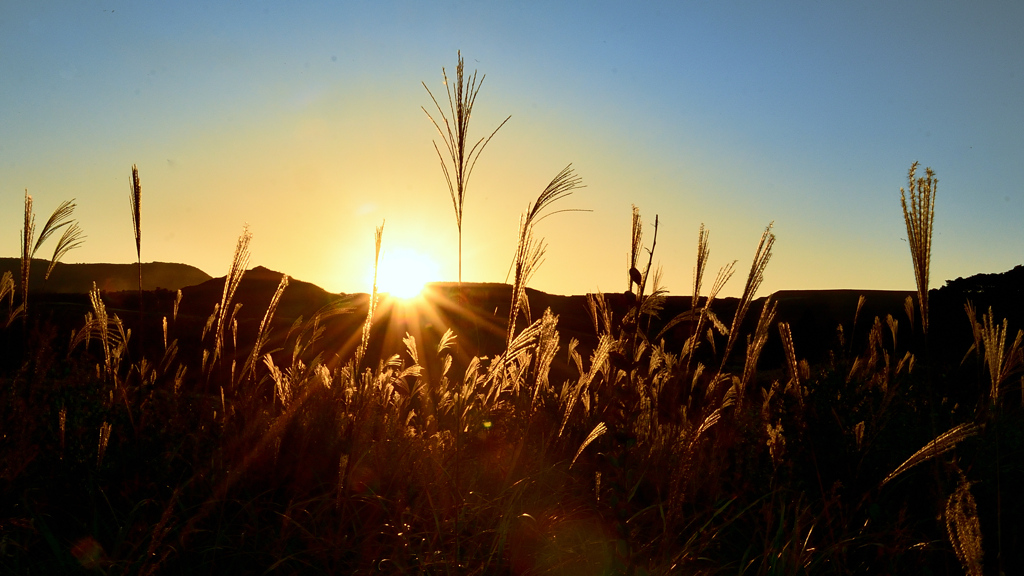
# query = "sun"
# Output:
<box><xmin>374</xmin><ymin>247</ymin><xmax>441</xmax><ymax>299</ymax></box>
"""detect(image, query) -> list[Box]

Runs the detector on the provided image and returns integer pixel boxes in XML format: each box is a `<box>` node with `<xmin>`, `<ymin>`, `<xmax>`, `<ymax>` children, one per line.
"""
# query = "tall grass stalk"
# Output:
<box><xmin>977</xmin><ymin>308</ymin><xmax>1023</xmax><ymax>404</ymax></box>
<box><xmin>19</xmin><ymin>191</ymin><xmax>83</xmax><ymax>313</ymax></box>
<box><xmin>881</xmin><ymin>422</ymin><xmax>980</xmax><ymax>487</ymax></box>
<box><xmin>0</xmin><ymin>271</ymin><xmax>19</xmax><ymax>326</ymax></box>
<box><xmin>45</xmin><ymin>221</ymin><xmax>84</xmax><ymax>281</ymax></box>
<box><xmin>129</xmin><ymin>165</ymin><xmax>143</xmax><ymax>352</ymax></box>
<box><xmin>241</xmin><ymin>273</ymin><xmax>289</xmax><ymax>386</ymax></box>
<box><xmin>423</xmin><ymin>51</ymin><xmax>510</xmax><ymax>284</ymax></box>
<box><xmin>19</xmin><ymin>191</ymin><xmax>33</xmax><ymax>309</ymax></box>
<box><xmin>900</xmin><ymin>162</ymin><xmax>936</xmax><ymax>334</ymax></box>
<box><xmin>945</xmin><ymin>467</ymin><xmax>984</xmax><ymax>576</ymax></box>
<box><xmin>720</xmin><ymin>223</ymin><xmax>774</xmax><ymax>370</ymax></box>
<box><xmin>739</xmin><ymin>298</ymin><xmax>777</xmax><ymax>406</ymax></box>
<box><xmin>506</xmin><ymin>165</ymin><xmax>584</xmax><ymax>348</ymax></box>
<box><xmin>129</xmin><ymin>165</ymin><xmax>142</xmax><ymax>295</ymax></box>
<box><xmin>69</xmin><ymin>282</ymin><xmax>130</xmax><ymax>385</ymax></box>
<box><xmin>357</xmin><ymin>221</ymin><xmax>384</xmax><ymax>371</ymax></box>
<box><xmin>211</xmin><ymin>226</ymin><xmax>251</xmax><ymax>371</ymax></box>
<box><xmin>975</xmin><ymin>308</ymin><xmax>1023</xmax><ymax>570</ymax></box>
<box><xmin>692</xmin><ymin>223</ymin><xmax>710</xmax><ymax>314</ymax></box>
<box><xmin>628</xmin><ymin>205</ymin><xmax>643</xmax><ymax>291</ymax></box>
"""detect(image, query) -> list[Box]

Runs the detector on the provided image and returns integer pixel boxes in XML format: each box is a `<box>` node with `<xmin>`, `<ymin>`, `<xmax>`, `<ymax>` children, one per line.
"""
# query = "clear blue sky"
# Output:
<box><xmin>2</xmin><ymin>1</ymin><xmax>1022</xmax><ymax>296</ymax></box>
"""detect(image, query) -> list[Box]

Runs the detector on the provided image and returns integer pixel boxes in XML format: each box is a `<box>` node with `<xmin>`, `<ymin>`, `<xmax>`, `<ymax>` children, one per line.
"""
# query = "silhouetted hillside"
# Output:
<box><xmin>11</xmin><ymin>262</ymin><xmax>1024</xmax><ymax>377</ymax></box>
<box><xmin>175</xmin><ymin>265</ymin><xmax>340</xmax><ymax>322</ymax></box>
<box><xmin>0</xmin><ymin>258</ymin><xmax>211</xmax><ymax>293</ymax></box>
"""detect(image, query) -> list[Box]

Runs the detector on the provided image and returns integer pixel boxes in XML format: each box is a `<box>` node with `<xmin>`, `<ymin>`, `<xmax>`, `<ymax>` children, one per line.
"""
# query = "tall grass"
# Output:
<box><xmin>3</xmin><ymin>79</ymin><xmax>1022</xmax><ymax>576</ymax></box>
<box><xmin>900</xmin><ymin>162</ymin><xmax>936</xmax><ymax>335</ymax></box>
<box><xmin>129</xmin><ymin>164</ymin><xmax>142</xmax><ymax>295</ymax></box>
<box><xmin>18</xmin><ymin>191</ymin><xmax>84</xmax><ymax>314</ymax></box>
<box><xmin>506</xmin><ymin>164</ymin><xmax>585</xmax><ymax>348</ymax></box>
<box><xmin>423</xmin><ymin>51</ymin><xmax>511</xmax><ymax>284</ymax></box>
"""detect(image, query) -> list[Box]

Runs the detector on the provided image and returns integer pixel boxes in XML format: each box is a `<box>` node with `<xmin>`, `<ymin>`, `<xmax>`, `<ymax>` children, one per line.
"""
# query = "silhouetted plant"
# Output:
<box><xmin>129</xmin><ymin>165</ymin><xmax>142</xmax><ymax>293</ymax></box>
<box><xmin>901</xmin><ymin>162</ymin><xmax>936</xmax><ymax>334</ymax></box>
<box><xmin>506</xmin><ymin>164</ymin><xmax>585</xmax><ymax>348</ymax></box>
<box><xmin>423</xmin><ymin>51</ymin><xmax>510</xmax><ymax>284</ymax></box>
<box><xmin>18</xmin><ymin>190</ymin><xmax>85</xmax><ymax>313</ymax></box>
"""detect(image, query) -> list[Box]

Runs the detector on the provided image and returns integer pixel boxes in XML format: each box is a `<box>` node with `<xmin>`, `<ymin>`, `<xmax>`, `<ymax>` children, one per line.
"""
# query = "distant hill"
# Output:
<box><xmin>10</xmin><ymin>259</ymin><xmax>1024</xmax><ymax>374</ymax></box>
<box><xmin>176</xmin><ymin>265</ymin><xmax>342</xmax><ymax>322</ymax></box>
<box><xmin>0</xmin><ymin>258</ymin><xmax>211</xmax><ymax>293</ymax></box>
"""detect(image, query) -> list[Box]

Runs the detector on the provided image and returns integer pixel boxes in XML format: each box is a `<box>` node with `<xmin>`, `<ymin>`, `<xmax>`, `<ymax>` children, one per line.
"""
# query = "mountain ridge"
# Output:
<box><xmin>0</xmin><ymin>258</ymin><xmax>211</xmax><ymax>293</ymax></box>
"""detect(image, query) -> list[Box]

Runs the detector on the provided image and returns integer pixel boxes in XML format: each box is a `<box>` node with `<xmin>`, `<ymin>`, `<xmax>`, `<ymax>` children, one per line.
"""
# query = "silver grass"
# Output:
<box><xmin>422</xmin><ymin>51</ymin><xmax>510</xmax><ymax>284</ymax></box>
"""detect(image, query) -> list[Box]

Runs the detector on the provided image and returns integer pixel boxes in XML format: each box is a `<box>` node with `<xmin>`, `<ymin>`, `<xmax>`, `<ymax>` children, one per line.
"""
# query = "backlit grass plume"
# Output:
<box><xmin>357</xmin><ymin>221</ymin><xmax>385</xmax><ymax>370</ymax></box>
<box><xmin>881</xmin><ymin>422</ymin><xmax>980</xmax><ymax>487</ymax></box>
<box><xmin>19</xmin><ymin>191</ymin><xmax>33</xmax><ymax>307</ymax></box>
<box><xmin>423</xmin><ymin>51</ymin><xmax>510</xmax><ymax>284</ymax></box>
<box><xmin>900</xmin><ymin>162</ymin><xmax>936</xmax><ymax>334</ymax></box>
<box><xmin>240</xmin><ymin>273</ymin><xmax>289</xmax><ymax>385</ymax></box>
<box><xmin>976</xmin><ymin>307</ymin><xmax>1023</xmax><ymax>405</ymax></box>
<box><xmin>129</xmin><ymin>164</ymin><xmax>142</xmax><ymax>294</ymax></box>
<box><xmin>720</xmin><ymin>222</ymin><xmax>774</xmax><ymax>370</ymax></box>
<box><xmin>209</xmin><ymin>225</ymin><xmax>251</xmax><ymax>371</ymax></box>
<box><xmin>507</xmin><ymin>165</ymin><xmax>585</xmax><ymax>347</ymax></box>
<box><xmin>20</xmin><ymin>191</ymin><xmax>85</xmax><ymax>311</ymax></box>
<box><xmin>945</xmin><ymin>468</ymin><xmax>984</xmax><ymax>576</ymax></box>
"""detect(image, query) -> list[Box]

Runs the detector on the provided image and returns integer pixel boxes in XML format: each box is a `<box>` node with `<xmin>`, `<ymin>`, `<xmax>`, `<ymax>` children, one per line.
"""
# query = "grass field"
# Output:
<box><xmin>2</xmin><ymin>58</ymin><xmax>1022</xmax><ymax>575</ymax></box>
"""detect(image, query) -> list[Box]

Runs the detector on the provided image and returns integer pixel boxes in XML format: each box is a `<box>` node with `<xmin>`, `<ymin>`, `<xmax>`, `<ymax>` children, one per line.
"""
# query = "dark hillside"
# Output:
<box><xmin>0</xmin><ymin>258</ymin><xmax>211</xmax><ymax>293</ymax></box>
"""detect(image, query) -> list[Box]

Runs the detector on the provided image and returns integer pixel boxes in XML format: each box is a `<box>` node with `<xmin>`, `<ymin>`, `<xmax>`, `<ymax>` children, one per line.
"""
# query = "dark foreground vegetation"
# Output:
<box><xmin>2</xmin><ymin>222</ymin><xmax>1024</xmax><ymax>575</ymax></box>
<box><xmin>3</xmin><ymin>54</ymin><xmax>1023</xmax><ymax>574</ymax></box>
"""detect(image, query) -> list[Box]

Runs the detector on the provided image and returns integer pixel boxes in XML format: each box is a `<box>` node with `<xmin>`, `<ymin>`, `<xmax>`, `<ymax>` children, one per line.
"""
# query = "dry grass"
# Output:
<box><xmin>129</xmin><ymin>164</ymin><xmax>142</xmax><ymax>293</ymax></box>
<box><xmin>3</xmin><ymin>75</ymin><xmax>1017</xmax><ymax>575</ymax></box>
<box><xmin>357</xmin><ymin>221</ymin><xmax>385</xmax><ymax>371</ymax></box>
<box><xmin>946</xmin><ymin>467</ymin><xmax>984</xmax><ymax>576</ymax></box>
<box><xmin>507</xmin><ymin>165</ymin><xmax>585</xmax><ymax>347</ymax></box>
<box><xmin>881</xmin><ymin>422</ymin><xmax>980</xmax><ymax>487</ymax></box>
<box><xmin>900</xmin><ymin>161</ymin><xmax>937</xmax><ymax>334</ymax></box>
<box><xmin>209</xmin><ymin>225</ymin><xmax>252</xmax><ymax>372</ymax></box>
<box><xmin>423</xmin><ymin>51</ymin><xmax>511</xmax><ymax>284</ymax></box>
<box><xmin>19</xmin><ymin>191</ymin><xmax>84</xmax><ymax>310</ymax></box>
<box><xmin>19</xmin><ymin>191</ymin><xmax>32</xmax><ymax>306</ymax></box>
<box><xmin>720</xmin><ymin>222</ymin><xmax>774</xmax><ymax>370</ymax></box>
<box><xmin>977</xmin><ymin>307</ymin><xmax>1024</xmax><ymax>404</ymax></box>
<box><xmin>241</xmin><ymin>273</ymin><xmax>289</xmax><ymax>385</ymax></box>
<box><xmin>69</xmin><ymin>282</ymin><xmax>130</xmax><ymax>384</ymax></box>
<box><xmin>45</xmin><ymin>221</ymin><xmax>85</xmax><ymax>281</ymax></box>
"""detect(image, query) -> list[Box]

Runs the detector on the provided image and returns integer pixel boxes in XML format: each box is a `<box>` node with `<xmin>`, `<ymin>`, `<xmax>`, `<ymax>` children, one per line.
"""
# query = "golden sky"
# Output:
<box><xmin>3</xmin><ymin>2</ymin><xmax>1023</xmax><ymax>297</ymax></box>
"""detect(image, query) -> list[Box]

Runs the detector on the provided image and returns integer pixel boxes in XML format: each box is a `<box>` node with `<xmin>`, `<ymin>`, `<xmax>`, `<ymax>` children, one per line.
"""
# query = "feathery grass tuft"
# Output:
<box><xmin>129</xmin><ymin>165</ymin><xmax>142</xmax><ymax>294</ymax></box>
<box><xmin>357</xmin><ymin>221</ymin><xmax>385</xmax><ymax>370</ymax></box>
<box><xmin>211</xmin><ymin>226</ymin><xmax>252</xmax><ymax>369</ymax></box>
<box><xmin>977</xmin><ymin>307</ymin><xmax>1023</xmax><ymax>404</ymax></box>
<box><xmin>881</xmin><ymin>422</ymin><xmax>980</xmax><ymax>487</ymax></box>
<box><xmin>720</xmin><ymin>223</ymin><xmax>774</xmax><ymax>369</ymax></box>
<box><xmin>241</xmin><ymin>273</ymin><xmax>289</xmax><ymax>385</ymax></box>
<box><xmin>20</xmin><ymin>191</ymin><xmax>33</xmax><ymax>307</ymax></box>
<box><xmin>628</xmin><ymin>205</ymin><xmax>644</xmax><ymax>291</ymax></box>
<box><xmin>945</xmin><ymin>468</ymin><xmax>984</xmax><ymax>576</ymax></box>
<box><xmin>739</xmin><ymin>298</ymin><xmax>777</xmax><ymax>405</ymax></box>
<box><xmin>507</xmin><ymin>165</ymin><xmax>585</xmax><ymax>347</ymax></box>
<box><xmin>32</xmin><ymin>198</ymin><xmax>77</xmax><ymax>256</ymax></box>
<box><xmin>44</xmin><ymin>222</ymin><xmax>85</xmax><ymax>281</ymax></box>
<box><xmin>900</xmin><ymin>162</ymin><xmax>936</xmax><ymax>334</ymax></box>
<box><xmin>692</xmin><ymin>223</ymin><xmax>710</xmax><ymax>312</ymax></box>
<box><xmin>423</xmin><ymin>51</ymin><xmax>510</xmax><ymax>284</ymax></box>
<box><xmin>20</xmin><ymin>192</ymin><xmax>85</xmax><ymax>309</ymax></box>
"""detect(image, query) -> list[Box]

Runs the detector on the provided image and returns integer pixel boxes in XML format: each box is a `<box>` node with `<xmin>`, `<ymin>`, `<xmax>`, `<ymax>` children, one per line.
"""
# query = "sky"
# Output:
<box><xmin>2</xmin><ymin>1</ymin><xmax>1023</xmax><ymax>297</ymax></box>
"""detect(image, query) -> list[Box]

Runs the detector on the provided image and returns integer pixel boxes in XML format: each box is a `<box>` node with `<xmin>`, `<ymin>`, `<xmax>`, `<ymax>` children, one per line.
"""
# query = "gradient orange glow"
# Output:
<box><xmin>2</xmin><ymin>3</ymin><xmax>1022</xmax><ymax>297</ymax></box>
